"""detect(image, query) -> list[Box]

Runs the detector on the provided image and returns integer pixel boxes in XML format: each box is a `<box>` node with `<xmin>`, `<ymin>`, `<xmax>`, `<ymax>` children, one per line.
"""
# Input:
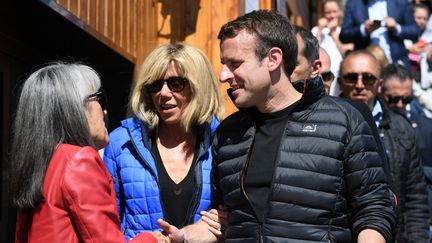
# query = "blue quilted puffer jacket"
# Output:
<box><xmin>103</xmin><ymin>117</ymin><xmax>218</xmax><ymax>240</ymax></box>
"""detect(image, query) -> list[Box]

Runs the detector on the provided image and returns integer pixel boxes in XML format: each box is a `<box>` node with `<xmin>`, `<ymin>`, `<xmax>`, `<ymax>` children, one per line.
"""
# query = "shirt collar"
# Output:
<box><xmin>372</xmin><ymin>99</ymin><xmax>383</xmax><ymax>126</ymax></box>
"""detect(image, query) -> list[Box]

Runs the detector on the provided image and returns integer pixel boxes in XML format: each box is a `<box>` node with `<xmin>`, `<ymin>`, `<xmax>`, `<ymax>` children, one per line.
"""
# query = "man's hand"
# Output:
<box><xmin>357</xmin><ymin>228</ymin><xmax>386</xmax><ymax>243</ymax></box>
<box><xmin>151</xmin><ymin>231</ymin><xmax>171</xmax><ymax>243</ymax></box>
<box><xmin>157</xmin><ymin>219</ymin><xmax>185</xmax><ymax>243</ymax></box>
<box><xmin>364</xmin><ymin>19</ymin><xmax>380</xmax><ymax>34</ymax></box>
<box><xmin>384</xmin><ymin>17</ymin><xmax>397</xmax><ymax>32</ymax></box>
<box><xmin>158</xmin><ymin>219</ymin><xmax>218</xmax><ymax>243</ymax></box>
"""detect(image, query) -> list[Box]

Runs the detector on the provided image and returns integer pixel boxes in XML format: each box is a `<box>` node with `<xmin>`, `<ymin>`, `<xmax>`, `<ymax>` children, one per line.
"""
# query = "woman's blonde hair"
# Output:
<box><xmin>130</xmin><ymin>42</ymin><xmax>224</xmax><ymax>132</ymax></box>
<box><xmin>366</xmin><ymin>44</ymin><xmax>389</xmax><ymax>69</ymax></box>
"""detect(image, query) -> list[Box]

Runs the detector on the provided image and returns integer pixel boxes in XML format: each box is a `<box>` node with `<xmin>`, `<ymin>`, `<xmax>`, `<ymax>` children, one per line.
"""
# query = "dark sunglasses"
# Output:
<box><xmin>341</xmin><ymin>72</ymin><xmax>378</xmax><ymax>86</ymax></box>
<box><xmin>321</xmin><ymin>71</ymin><xmax>335</xmax><ymax>82</ymax></box>
<box><xmin>147</xmin><ymin>76</ymin><xmax>188</xmax><ymax>93</ymax></box>
<box><xmin>386</xmin><ymin>95</ymin><xmax>413</xmax><ymax>105</ymax></box>
<box><xmin>87</xmin><ymin>89</ymin><xmax>108</xmax><ymax>110</ymax></box>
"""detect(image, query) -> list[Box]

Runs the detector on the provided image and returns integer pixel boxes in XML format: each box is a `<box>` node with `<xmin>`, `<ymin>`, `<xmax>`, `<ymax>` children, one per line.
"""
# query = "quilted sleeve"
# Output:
<box><xmin>62</xmin><ymin>146</ymin><xmax>156</xmax><ymax>243</ymax></box>
<box><xmin>344</xmin><ymin>116</ymin><xmax>396</xmax><ymax>242</ymax></box>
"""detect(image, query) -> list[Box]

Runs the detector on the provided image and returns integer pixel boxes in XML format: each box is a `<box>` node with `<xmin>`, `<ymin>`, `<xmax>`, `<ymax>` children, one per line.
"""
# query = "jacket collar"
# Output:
<box><xmin>375</xmin><ymin>98</ymin><xmax>391</xmax><ymax>128</ymax></box>
<box><xmin>227</xmin><ymin>76</ymin><xmax>326</xmax><ymax>113</ymax></box>
<box><xmin>121</xmin><ymin>116</ymin><xmax>217</xmax><ymax>158</ymax></box>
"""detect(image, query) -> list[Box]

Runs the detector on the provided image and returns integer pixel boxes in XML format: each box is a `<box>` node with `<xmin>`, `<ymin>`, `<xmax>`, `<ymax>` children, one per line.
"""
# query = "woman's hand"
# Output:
<box><xmin>327</xmin><ymin>18</ymin><xmax>338</xmax><ymax>33</ymax></box>
<box><xmin>317</xmin><ymin>17</ymin><xmax>328</xmax><ymax>30</ymax></box>
<box><xmin>200</xmin><ymin>206</ymin><xmax>228</xmax><ymax>238</ymax></box>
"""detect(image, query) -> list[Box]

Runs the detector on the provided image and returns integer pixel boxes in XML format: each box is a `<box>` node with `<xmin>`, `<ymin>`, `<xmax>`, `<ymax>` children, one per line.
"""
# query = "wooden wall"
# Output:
<box><xmin>46</xmin><ymin>0</ymin><xmax>276</xmax><ymax>116</ymax></box>
<box><xmin>45</xmin><ymin>0</ymin><xmax>319</xmax><ymax>116</ymax></box>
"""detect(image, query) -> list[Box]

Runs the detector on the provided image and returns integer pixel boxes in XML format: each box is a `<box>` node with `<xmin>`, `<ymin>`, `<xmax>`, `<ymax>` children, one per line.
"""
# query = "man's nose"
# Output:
<box><xmin>355</xmin><ymin>75</ymin><xmax>365</xmax><ymax>88</ymax></box>
<box><xmin>396</xmin><ymin>99</ymin><xmax>405</xmax><ymax>109</ymax></box>
<box><xmin>219</xmin><ymin>65</ymin><xmax>234</xmax><ymax>83</ymax></box>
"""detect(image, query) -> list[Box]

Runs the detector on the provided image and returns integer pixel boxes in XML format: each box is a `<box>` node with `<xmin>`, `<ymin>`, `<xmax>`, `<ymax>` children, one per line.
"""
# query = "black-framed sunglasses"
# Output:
<box><xmin>321</xmin><ymin>71</ymin><xmax>335</xmax><ymax>82</ymax></box>
<box><xmin>341</xmin><ymin>72</ymin><xmax>378</xmax><ymax>86</ymax></box>
<box><xmin>87</xmin><ymin>89</ymin><xmax>108</xmax><ymax>110</ymax></box>
<box><xmin>147</xmin><ymin>76</ymin><xmax>188</xmax><ymax>93</ymax></box>
<box><xmin>386</xmin><ymin>95</ymin><xmax>413</xmax><ymax>105</ymax></box>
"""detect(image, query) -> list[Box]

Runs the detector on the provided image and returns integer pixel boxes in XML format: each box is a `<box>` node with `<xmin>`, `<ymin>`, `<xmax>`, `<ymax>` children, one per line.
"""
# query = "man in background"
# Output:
<box><xmin>380</xmin><ymin>63</ymin><xmax>432</xmax><ymax>240</ymax></box>
<box><xmin>338</xmin><ymin>51</ymin><xmax>429</xmax><ymax>242</ymax></box>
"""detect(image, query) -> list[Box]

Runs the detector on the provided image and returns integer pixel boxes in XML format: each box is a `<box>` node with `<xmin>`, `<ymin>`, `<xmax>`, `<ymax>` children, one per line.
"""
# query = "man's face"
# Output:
<box><xmin>219</xmin><ymin>30</ymin><xmax>271</xmax><ymax>110</ymax></box>
<box><xmin>382</xmin><ymin>78</ymin><xmax>412</xmax><ymax>114</ymax></box>
<box><xmin>291</xmin><ymin>34</ymin><xmax>312</xmax><ymax>82</ymax></box>
<box><xmin>338</xmin><ymin>54</ymin><xmax>382</xmax><ymax>110</ymax></box>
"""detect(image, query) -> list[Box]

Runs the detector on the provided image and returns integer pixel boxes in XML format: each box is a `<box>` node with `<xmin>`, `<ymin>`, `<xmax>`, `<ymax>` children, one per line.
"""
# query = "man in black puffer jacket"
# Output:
<box><xmin>157</xmin><ymin>10</ymin><xmax>395</xmax><ymax>243</ymax></box>
<box><xmin>338</xmin><ymin>51</ymin><xmax>429</xmax><ymax>243</ymax></box>
<box><xmin>210</xmin><ymin>10</ymin><xmax>395</xmax><ymax>243</ymax></box>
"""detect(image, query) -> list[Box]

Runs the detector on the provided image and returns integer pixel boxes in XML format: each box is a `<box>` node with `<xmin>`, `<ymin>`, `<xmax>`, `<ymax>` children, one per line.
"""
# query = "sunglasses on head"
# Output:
<box><xmin>87</xmin><ymin>89</ymin><xmax>108</xmax><ymax>110</ymax></box>
<box><xmin>321</xmin><ymin>71</ymin><xmax>335</xmax><ymax>82</ymax></box>
<box><xmin>147</xmin><ymin>76</ymin><xmax>188</xmax><ymax>93</ymax></box>
<box><xmin>386</xmin><ymin>95</ymin><xmax>413</xmax><ymax>105</ymax></box>
<box><xmin>341</xmin><ymin>72</ymin><xmax>378</xmax><ymax>86</ymax></box>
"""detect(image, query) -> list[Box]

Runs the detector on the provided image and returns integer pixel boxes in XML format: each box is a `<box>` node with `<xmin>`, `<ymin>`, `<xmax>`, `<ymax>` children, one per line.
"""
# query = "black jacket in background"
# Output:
<box><xmin>378</xmin><ymin>101</ymin><xmax>429</xmax><ymax>243</ymax></box>
<box><xmin>409</xmin><ymin>113</ymin><xmax>432</xmax><ymax>223</ymax></box>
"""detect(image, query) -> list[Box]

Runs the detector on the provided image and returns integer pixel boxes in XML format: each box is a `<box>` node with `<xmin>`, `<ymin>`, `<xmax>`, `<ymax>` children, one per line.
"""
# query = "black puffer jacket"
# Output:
<box><xmin>377</xmin><ymin>101</ymin><xmax>429</xmax><ymax>243</ymax></box>
<box><xmin>212</xmin><ymin>77</ymin><xmax>395</xmax><ymax>243</ymax></box>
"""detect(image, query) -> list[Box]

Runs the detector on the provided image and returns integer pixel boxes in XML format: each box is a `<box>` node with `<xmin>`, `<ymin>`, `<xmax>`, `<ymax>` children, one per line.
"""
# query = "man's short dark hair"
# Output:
<box><xmin>218</xmin><ymin>10</ymin><xmax>298</xmax><ymax>76</ymax></box>
<box><xmin>340</xmin><ymin>49</ymin><xmax>381</xmax><ymax>74</ymax></box>
<box><xmin>294</xmin><ymin>25</ymin><xmax>320</xmax><ymax>66</ymax></box>
<box><xmin>381</xmin><ymin>64</ymin><xmax>412</xmax><ymax>89</ymax></box>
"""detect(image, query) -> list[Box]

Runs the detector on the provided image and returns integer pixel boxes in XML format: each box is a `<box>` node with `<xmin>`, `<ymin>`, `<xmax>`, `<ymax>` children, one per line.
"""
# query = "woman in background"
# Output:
<box><xmin>103</xmin><ymin>43</ymin><xmax>224</xmax><ymax>240</ymax></box>
<box><xmin>405</xmin><ymin>3</ymin><xmax>430</xmax><ymax>75</ymax></box>
<box><xmin>10</xmin><ymin>63</ymin><xmax>162</xmax><ymax>243</ymax></box>
<box><xmin>312</xmin><ymin>0</ymin><xmax>353</xmax><ymax>79</ymax></box>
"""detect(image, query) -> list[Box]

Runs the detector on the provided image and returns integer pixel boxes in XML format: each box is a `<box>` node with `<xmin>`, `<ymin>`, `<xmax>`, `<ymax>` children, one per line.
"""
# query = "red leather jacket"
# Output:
<box><xmin>15</xmin><ymin>144</ymin><xmax>157</xmax><ymax>243</ymax></box>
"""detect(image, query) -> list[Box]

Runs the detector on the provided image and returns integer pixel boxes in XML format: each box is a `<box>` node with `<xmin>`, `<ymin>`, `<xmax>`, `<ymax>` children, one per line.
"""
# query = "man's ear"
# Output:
<box><xmin>337</xmin><ymin>76</ymin><xmax>343</xmax><ymax>86</ymax></box>
<box><xmin>377</xmin><ymin>78</ymin><xmax>384</xmax><ymax>95</ymax></box>
<box><xmin>267</xmin><ymin>47</ymin><xmax>283</xmax><ymax>71</ymax></box>
<box><xmin>310</xmin><ymin>59</ymin><xmax>321</xmax><ymax>78</ymax></box>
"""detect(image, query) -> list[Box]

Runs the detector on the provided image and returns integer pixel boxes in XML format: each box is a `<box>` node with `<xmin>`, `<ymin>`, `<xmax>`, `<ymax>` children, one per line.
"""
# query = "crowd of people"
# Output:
<box><xmin>8</xmin><ymin>0</ymin><xmax>432</xmax><ymax>242</ymax></box>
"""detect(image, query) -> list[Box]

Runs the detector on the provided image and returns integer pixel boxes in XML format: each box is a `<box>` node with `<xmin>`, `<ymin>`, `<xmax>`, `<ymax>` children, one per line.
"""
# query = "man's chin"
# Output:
<box><xmin>351</xmin><ymin>96</ymin><xmax>368</xmax><ymax>104</ymax></box>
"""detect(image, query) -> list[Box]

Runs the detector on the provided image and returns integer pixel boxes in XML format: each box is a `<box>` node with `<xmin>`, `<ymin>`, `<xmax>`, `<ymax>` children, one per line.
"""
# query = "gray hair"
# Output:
<box><xmin>10</xmin><ymin>62</ymin><xmax>102</xmax><ymax>211</ymax></box>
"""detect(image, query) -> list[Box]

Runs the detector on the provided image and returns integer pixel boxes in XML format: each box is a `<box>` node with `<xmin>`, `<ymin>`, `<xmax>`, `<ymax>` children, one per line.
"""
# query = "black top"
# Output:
<box><xmin>152</xmin><ymin>139</ymin><xmax>197</xmax><ymax>228</ymax></box>
<box><xmin>245</xmin><ymin>102</ymin><xmax>298</xmax><ymax>222</ymax></box>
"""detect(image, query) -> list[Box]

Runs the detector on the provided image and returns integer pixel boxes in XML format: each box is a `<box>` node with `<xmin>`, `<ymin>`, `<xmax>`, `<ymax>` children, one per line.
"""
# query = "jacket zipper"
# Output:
<box><xmin>182</xmin><ymin>154</ymin><xmax>204</xmax><ymax>226</ymax></box>
<box><xmin>258</xmin><ymin>223</ymin><xmax>264</xmax><ymax>243</ymax></box>
<box><xmin>126</xmin><ymin>128</ymin><xmax>168</xmax><ymax>221</ymax></box>
<box><xmin>242</xmin><ymin>119</ymin><xmax>291</xmax><ymax>242</ymax></box>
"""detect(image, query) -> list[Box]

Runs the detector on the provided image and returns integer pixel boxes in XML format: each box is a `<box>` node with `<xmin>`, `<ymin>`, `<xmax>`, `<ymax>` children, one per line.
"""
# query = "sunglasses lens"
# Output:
<box><xmin>321</xmin><ymin>72</ymin><xmax>334</xmax><ymax>82</ymax></box>
<box><xmin>98</xmin><ymin>92</ymin><xmax>108</xmax><ymax>110</ymax></box>
<box><xmin>362</xmin><ymin>73</ymin><xmax>378</xmax><ymax>85</ymax></box>
<box><xmin>342</xmin><ymin>72</ymin><xmax>377</xmax><ymax>85</ymax></box>
<box><xmin>87</xmin><ymin>89</ymin><xmax>108</xmax><ymax>110</ymax></box>
<box><xmin>147</xmin><ymin>81</ymin><xmax>164</xmax><ymax>93</ymax></box>
<box><xmin>342</xmin><ymin>73</ymin><xmax>358</xmax><ymax>84</ymax></box>
<box><xmin>148</xmin><ymin>77</ymin><xmax>187</xmax><ymax>93</ymax></box>
<box><xmin>404</xmin><ymin>96</ymin><xmax>413</xmax><ymax>104</ymax></box>
<box><xmin>167</xmin><ymin>77</ymin><xmax>186</xmax><ymax>92</ymax></box>
<box><xmin>387</xmin><ymin>96</ymin><xmax>398</xmax><ymax>104</ymax></box>
<box><xmin>387</xmin><ymin>95</ymin><xmax>413</xmax><ymax>104</ymax></box>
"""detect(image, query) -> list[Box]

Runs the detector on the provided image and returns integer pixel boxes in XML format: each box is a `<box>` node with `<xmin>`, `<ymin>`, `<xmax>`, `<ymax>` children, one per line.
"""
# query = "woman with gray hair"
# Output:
<box><xmin>10</xmin><ymin>63</ymin><xmax>162</xmax><ymax>243</ymax></box>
